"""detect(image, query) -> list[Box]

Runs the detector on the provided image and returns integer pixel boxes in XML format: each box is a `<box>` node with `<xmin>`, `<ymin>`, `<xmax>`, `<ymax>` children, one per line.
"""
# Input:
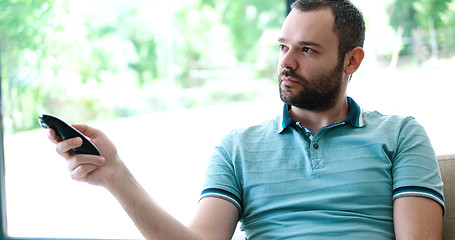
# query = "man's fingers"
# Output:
<box><xmin>70</xmin><ymin>164</ymin><xmax>99</xmax><ymax>181</ymax></box>
<box><xmin>47</xmin><ymin>128</ymin><xmax>60</xmax><ymax>143</ymax></box>
<box><xmin>72</xmin><ymin>124</ymin><xmax>102</xmax><ymax>139</ymax></box>
<box><xmin>68</xmin><ymin>155</ymin><xmax>106</xmax><ymax>181</ymax></box>
<box><xmin>55</xmin><ymin>137</ymin><xmax>82</xmax><ymax>158</ymax></box>
<box><xmin>67</xmin><ymin>155</ymin><xmax>105</xmax><ymax>172</ymax></box>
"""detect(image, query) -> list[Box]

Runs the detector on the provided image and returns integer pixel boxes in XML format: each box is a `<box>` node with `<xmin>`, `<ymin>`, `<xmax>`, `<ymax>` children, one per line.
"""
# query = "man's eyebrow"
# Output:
<box><xmin>277</xmin><ymin>37</ymin><xmax>323</xmax><ymax>49</ymax></box>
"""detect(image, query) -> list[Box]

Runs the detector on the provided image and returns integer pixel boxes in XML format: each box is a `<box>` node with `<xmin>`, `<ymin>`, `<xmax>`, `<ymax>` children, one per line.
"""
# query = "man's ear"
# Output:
<box><xmin>344</xmin><ymin>47</ymin><xmax>364</xmax><ymax>75</ymax></box>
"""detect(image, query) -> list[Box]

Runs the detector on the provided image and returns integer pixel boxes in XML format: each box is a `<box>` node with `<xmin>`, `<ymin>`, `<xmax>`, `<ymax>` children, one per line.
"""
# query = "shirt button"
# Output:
<box><xmin>313</xmin><ymin>144</ymin><xmax>319</xmax><ymax>150</ymax></box>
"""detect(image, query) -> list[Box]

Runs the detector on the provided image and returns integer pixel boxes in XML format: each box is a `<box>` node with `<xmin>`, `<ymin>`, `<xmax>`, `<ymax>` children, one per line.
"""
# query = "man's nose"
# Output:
<box><xmin>280</xmin><ymin>49</ymin><xmax>298</xmax><ymax>71</ymax></box>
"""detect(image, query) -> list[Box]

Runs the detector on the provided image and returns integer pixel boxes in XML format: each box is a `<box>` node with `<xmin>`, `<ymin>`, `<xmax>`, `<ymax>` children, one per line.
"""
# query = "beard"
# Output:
<box><xmin>278</xmin><ymin>60</ymin><xmax>344</xmax><ymax>112</ymax></box>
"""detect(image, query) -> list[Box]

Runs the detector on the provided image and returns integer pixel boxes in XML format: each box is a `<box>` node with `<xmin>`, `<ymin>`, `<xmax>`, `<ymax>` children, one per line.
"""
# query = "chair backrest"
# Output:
<box><xmin>439</xmin><ymin>154</ymin><xmax>455</xmax><ymax>240</ymax></box>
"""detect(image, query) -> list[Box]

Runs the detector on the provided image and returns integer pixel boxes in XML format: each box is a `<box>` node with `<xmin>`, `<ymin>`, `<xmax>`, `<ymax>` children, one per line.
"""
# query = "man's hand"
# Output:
<box><xmin>48</xmin><ymin>124</ymin><xmax>124</xmax><ymax>188</ymax></box>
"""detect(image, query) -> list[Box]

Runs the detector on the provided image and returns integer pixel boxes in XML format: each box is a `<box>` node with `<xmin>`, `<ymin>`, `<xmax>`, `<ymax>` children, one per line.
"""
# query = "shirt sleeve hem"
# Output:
<box><xmin>200</xmin><ymin>188</ymin><xmax>243</xmax><ymax>215</ymax></box>
<box><xmin>393</xmin><ymin>186</ymin><xmax>446</xmax><ymax>215</ymax></box>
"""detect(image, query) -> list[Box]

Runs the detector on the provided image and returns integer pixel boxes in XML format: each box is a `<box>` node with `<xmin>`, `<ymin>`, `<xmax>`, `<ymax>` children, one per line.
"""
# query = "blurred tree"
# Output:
<box><xmin>200</xmin><ymin>0</ymin><xmax>286</xmax><ymax>62</ymax></box>
<box><xmin>0</xmin><ymin>0</ymin><xmax>58</xmax><ymax>132</ymax></box>
<box><xmin>413</xmin><ymin>0</ymin><xmax>451</xmax><ymax>29</ymax></box>
<box><xmin>388</xmin><ymin>0</ymin><xmax>418</xmax><ymax>38</ymax></box>
<box><xmin>389</xmin><ymin>0</ymin><xmax>452</xmax><ymax>33</ymax></box>
<box><xmin>388</xmin><ymin>0</ymin><xmax>454</xmax><ymax>55</ymax></box>
<box><xmin>442</xmin><ymin>0</ymin><xmax>455</xmax><ymax>25</ymax></box>
<box><xmin>0</xmin><ymin>0</ymin><xmax>287</xmax><ymax>132</ymax></box>
<box><xmin>440</xmin><ymin>0</ymin><xmax>455</xmax><ymax>54</ymax></box>
<box><xmin>80</xmin><ymin>0</ymin><xmax>160</xmax><ymax>86</ymax></box>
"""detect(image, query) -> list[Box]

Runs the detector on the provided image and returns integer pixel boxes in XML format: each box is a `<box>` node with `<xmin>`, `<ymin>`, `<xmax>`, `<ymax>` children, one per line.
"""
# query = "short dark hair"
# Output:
<box><xmin>291</xmin><ymin>0</ymin><xmax>365</xmax><ymax>61</ymax></box>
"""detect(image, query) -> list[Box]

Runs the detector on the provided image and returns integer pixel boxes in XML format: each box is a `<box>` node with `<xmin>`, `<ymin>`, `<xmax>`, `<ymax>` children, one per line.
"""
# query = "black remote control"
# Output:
<box><xmin>39</xmin><ymin>114</ymin><xmax>100</xmax><ymax>156</ymax></box>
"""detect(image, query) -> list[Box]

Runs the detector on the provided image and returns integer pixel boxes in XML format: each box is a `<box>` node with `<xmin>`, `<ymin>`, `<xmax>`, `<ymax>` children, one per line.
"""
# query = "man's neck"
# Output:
<box><xmin>289</xmin><ymin>97</ymin><xmax>349</xmax><ymax>132</ymax></box>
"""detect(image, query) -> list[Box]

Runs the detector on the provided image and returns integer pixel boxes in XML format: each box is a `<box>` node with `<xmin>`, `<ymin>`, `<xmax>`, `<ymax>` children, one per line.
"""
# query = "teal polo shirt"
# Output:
<box><xmin>201</xmin><ymin>97</ymin><xmax>445</xmax><ymax>239</ymax></box>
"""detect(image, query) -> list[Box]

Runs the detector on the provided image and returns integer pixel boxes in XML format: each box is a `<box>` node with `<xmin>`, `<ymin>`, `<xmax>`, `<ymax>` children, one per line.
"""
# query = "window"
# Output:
<box><xmin>1</xmin><ymin>0</ymin><xmax>454</xmax><ymax>239</ymax></box>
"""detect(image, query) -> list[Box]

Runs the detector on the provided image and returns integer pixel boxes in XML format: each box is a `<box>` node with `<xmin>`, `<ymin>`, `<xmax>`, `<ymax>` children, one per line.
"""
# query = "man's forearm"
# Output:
<box><xmin>106</xmin><ymin>162</ymin><xmax>202</xmax><ymax>240</ymax></box>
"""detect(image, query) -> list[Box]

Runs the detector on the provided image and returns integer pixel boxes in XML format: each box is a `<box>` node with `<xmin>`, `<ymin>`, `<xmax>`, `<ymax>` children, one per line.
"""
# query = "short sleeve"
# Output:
<box><xmin>200</xmin><ymin>134</ymin><xmax>243</xmax><ymax>214</ymax></box>
<box><xmin>392</xmin><ymin>117</ymin><xmax>445</xmax><ymax>212</ymax></box>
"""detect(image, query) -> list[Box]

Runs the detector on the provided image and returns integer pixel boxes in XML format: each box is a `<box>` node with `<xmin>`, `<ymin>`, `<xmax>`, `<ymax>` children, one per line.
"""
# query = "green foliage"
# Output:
<box><xmin>440</xmin><ymin>1</ymin><xmax>455</xmax><ymax>53</ymax></box>
<box><xmin>442</xmin><ymin>1</ymin><xmax>455</xmax><ymax>24</ymax></box>
<box><xmin>388</xmin><ymin>0</ymin><xmax>455</xmax><ymax>55</ymax></box>
<box><xmin>172</xmin><ymin>0</ymin><xmax>285</xmax><ymax>87</ymax></box>
<box><xmin>0</xmin><ymin>0</ymin><xmax>53</xmax><ymax>49</ymax></box>
<box><xmin>413</xmin><ymin>0</ymin><xmax>451</xmax><ymax>29</ymax></box>
<box><xmin>0</xmin><ymin>0</ymin><xmax>60</xmax><ymax>133</ymax></box>
<box><xmin>388</xmin><ymin>0</ymin><xmax>452</xmax><ymax>31</ymax></box>
<box><xmin>0</xmin><ymin>0</ymin><xmax>286</xmax><ymax>133</ymax></box>
<box><xmin>200</xmin><ymin>0</ymin><xmax>286</xmax><ymax>61</ymax></box>
<box><xmin>81</xmin><ymin>0</ymin><xmax>161</xmax><ymax>85</ymax></box>
<box><xmin>388</xmin><ymin>0</ymin><xmax>418</xmax><ymax>36</ymax></box>
<box><xmin>2</xmin><ymin>0</ymin><xmax>453</xmax><ymax>134</ymax></box>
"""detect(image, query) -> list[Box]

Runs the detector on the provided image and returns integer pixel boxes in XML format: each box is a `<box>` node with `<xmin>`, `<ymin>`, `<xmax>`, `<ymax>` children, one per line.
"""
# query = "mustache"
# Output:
<box><xmin>280</xmin><ymin>68</ymin><xmax>305</xmax><ymax>83</ymax></box>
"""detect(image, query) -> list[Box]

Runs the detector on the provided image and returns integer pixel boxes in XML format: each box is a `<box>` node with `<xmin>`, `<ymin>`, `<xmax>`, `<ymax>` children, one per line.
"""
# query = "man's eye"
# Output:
<box><xmin>303</xmin><ymin>47</ymin><xmax>314</xmax><ymax>53</ymax></box>
<box><xmin>279</xmin><ymin>44</ymin><xmax>287</xmax><ymax>51</ymax></box>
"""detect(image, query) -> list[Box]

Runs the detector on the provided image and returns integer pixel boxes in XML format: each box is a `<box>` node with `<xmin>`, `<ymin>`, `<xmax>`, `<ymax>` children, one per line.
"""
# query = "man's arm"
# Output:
<box><xmin>107</xmin><ymin>167</ymin><xmax>239</xmax><ymax>240</ymax></box>
<box><xmin>189</xmin><ymin>197</ymin><xmax>240</xmax><ymax>239</ymax></box>
<box><xmin>393</xmin><ymin>196</ymin><xmax>443</xmax><ymax>240</ymax></box>
<box><xmin>50</xmin><ymin>124</ymin><xmax>239</xmax><ymax>240</ymax></box>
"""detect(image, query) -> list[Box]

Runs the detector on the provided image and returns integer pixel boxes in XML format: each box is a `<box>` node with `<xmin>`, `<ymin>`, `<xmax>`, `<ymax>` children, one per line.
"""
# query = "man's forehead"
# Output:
<box><xmin>279</xmin><ymin>8</ymin><xmax>337</xmax><ymax>47</ymax></box>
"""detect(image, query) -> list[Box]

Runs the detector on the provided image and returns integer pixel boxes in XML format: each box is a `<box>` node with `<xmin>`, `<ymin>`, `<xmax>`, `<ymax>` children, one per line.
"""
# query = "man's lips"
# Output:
<box><xmin>281</xmin><ymin>76</ymin><xmax>301</xmax><ymax>86</ymax></box>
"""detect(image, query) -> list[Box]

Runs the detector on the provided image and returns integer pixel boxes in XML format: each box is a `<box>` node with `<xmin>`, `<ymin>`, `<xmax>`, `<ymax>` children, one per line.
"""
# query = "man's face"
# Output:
<box><xmin>277</xmin><ymin>8</ymin><xmax>345</xmax><ymax>112</ymax></box>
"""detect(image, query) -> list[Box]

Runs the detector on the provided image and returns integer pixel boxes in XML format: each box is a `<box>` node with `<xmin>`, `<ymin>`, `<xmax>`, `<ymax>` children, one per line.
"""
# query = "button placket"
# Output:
<box><xmin>310</xmin><ymin>132</ymin><xmax>324</xmax><ymax>170</ymax></box>
<box><xmin>295</xmin><ymin>123</ymin><xmax>324</xmax><ymax>170</ymax></box>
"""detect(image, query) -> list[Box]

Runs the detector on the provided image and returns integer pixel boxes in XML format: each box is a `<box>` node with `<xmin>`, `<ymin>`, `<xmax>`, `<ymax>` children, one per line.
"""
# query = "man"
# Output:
<box><xmin>49</xmin><ymin>0</ymin><xmax>445</xmax><ymax>239</ymax></box>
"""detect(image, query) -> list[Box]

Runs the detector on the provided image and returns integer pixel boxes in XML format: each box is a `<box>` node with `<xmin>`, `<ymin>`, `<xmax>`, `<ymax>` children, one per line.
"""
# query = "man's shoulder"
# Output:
<box><xmin>233</xmin><ymin>115</ymin><xmax>280</xmax><ymax>133</ymax></box>
<box><xmin>364</xmin><ymin>110</ymin><xmax>416</xmax><ymax>126</ymax></box>
<box><xmin>221</xmin><ymin>115</ymin><xmax>281</xmax><ymax>144</ymax></box>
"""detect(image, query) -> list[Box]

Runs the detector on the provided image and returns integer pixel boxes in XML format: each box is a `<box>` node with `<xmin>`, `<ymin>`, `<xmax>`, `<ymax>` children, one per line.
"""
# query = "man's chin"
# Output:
<box><xmin>280</xmin><ymin>81</ymin><xmax>303</xmax><ymax>92</ymax></box>
<box><xmin>279</xmin><ymin>88</ymin><xmax>296</xmax><ymax>105</ymax></box>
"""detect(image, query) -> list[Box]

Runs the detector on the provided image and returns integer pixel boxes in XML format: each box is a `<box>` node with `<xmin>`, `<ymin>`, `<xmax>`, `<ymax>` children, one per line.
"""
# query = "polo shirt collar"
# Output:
<box><xmin>278</xmin><ymin>96</ymin><xmax>367</xmax><ymax>133</ymax></box>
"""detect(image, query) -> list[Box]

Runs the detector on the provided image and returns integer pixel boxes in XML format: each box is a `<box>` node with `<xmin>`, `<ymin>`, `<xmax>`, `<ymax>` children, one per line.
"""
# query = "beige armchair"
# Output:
<box><xmin>439</xmin><ymin>154</ymin><xmax>455</xmax><ymax>240</ymax></box>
